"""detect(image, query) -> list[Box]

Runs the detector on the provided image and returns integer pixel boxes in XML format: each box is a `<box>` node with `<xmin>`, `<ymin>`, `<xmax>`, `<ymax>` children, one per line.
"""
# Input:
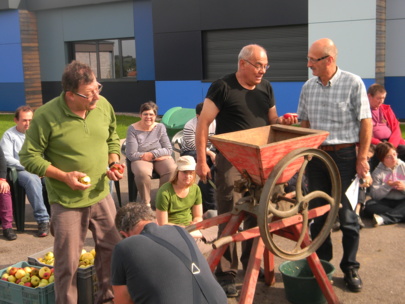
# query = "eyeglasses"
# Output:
<box><xmin>73</xmin><ymin>84</ymin><xmax>103</xmax><ymax>100</ymax></box>
<box><xmin>306</xmin><ymin>55</ymin><xmax>329</xmax><ymax>63</ymax></box>
<box><xmin>243</xmin><ymin>59</ymin><xmax>270</xmax><ymax>72</ymax></box>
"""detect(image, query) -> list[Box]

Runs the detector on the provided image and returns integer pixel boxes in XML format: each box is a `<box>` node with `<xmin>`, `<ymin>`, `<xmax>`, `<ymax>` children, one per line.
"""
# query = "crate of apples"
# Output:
<box><xmin>31</xmin><ymin>247</ymin><xmax>96</xmax><ymax>269</ymax></box>
<box><xmin>1</xmin><ymin>262</ymin><xmax>54</xmax><ymax>288</ymax></box>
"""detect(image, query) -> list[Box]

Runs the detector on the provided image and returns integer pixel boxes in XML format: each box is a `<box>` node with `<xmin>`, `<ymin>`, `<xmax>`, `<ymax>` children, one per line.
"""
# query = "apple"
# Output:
<box><xmin>1</xmin><ymin>273</ymin><xmax>9</xmax><ymax>280</ymax></box>
<box><xmin>21</xmin><ymin>275</ymin><xmax>31</xmax><ymax>283</ymax></box>
<box><xmin>7</xmin><ymin>275</ymin><xmax>16</xmax><ymax>283</ymax></box>
<box><xmin>15</xmin><ymin>268</ymin><xmax>26</xmax><ymax>279</ymax></box>
<box><xmin>30</xmin><ymin>275</ymin><xmax>40</xmax><ymax>287</ymax></box>
<box><xmin>30</xmin><ymin>268</ymin><xmax>39</xmax><ymax>276</ymax></box>
<box><xmin>1</xmin><ymin>278</ymin><xmax>8</xmax><ymax>281</ymax></box>
<box><xmin>41</xmin><ymin>271</ymin><xmax>51</xmax><ymax>280</ymax></box>
<box><xmin>48</xmin><ymin>274</ymin><xmax>55</xmax><ymax>283</ymax></box>
<box><xmin>24</xmin><ymin>282</ymin><xmax>32</xmax><ymax>287</ymax></box>
<box><xmin>8</xmin><ymin>267</ymin><xmax>18</xmax><ymax>276</ymax></box>
<box><xmin>283</xmin><ymin>113</ymin><xmax>298</xmax><ymax>119</ymax></box>
<box><xmin>19</xmin><ymin>282</ymin><xmax>25</xmax><ymax>286</ymax></box>
<box><xmin>23</xmin><ymin>266</ymin><xmax>32</xmax><ymax>274</ymax></box>
<box><xmin>110</xmin><ymin>164</ymin><xmax>124</xmax><ymax>174</ymax></box>
<box><xmin>78</xmin><ymin>176</ymin><xmax>91</xmax><ymax>185</ymax></box>
<box><xmin>39</xmin><ymin>266</ymin><xmax>51</xmax><ymax>279</ymax></box>
<box><xmin>6</xmin><ymin>267</ymin><xmax>12</xmax><ymax>275</ymax></box>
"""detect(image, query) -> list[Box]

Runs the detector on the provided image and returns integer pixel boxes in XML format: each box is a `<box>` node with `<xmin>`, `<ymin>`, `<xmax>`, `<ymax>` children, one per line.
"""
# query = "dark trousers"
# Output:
<box><xmin>364</xmin><ymin>198</ymin><xmax>405</xmax><ymax>224</ymax></box>
<box><xmin>307</xmin><ymin>145</ymin><xmax>360</xmax><ymax>272</ymax></box>
<box><xmin>214</xmin><ymin>153</ymin><xmax>256</xmax><ymax>277</ymax></box>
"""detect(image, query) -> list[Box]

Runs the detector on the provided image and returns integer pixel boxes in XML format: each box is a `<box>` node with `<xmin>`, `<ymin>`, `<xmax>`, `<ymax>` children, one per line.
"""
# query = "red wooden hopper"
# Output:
<box><xmin>209</xmin><ymin>125</ymin><xmax>329</xmax><ymax>186</ymax></box>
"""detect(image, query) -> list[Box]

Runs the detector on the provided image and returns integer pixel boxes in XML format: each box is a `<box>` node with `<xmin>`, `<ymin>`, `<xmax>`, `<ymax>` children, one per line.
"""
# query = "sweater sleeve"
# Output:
<box><xmin>0</xmin><ymin>130</ymin><xmax>24</xmax><ymax>170</ymax></box>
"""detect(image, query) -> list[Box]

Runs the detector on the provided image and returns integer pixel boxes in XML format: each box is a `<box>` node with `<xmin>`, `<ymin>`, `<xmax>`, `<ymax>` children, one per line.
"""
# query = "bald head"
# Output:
<box><xmin>310</xmin><ymin>38</ymin><xmax>338</xmax><ymax>59</ymax></box>
<box><xmin>238</xmin><ymin>44</ymin><xmax>267</xmax><ymax>62</ymax></box>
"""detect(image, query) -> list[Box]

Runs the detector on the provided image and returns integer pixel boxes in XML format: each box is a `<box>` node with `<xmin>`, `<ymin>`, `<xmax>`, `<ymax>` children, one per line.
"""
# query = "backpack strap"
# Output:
<box><xmin>143</xmin><ymin>226</ymin><xmax>217</xmax><ymax>303</ymax></box>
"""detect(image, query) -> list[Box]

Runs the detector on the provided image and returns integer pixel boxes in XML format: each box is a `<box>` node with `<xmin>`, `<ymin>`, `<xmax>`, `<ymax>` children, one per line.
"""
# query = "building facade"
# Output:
<box><xmin>0</xmin><ymin>0</ymin><xmax>404</xmax><ymax>117</ymax></box>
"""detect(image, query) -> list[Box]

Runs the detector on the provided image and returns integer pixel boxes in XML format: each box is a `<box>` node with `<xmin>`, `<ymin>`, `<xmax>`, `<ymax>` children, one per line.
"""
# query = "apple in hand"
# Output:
<box><xmin>78</xmin><ymin>176</ymin><xmax>91</xmax><ymax>185</ymax></box>
<box><xmin>283</xmin><ymin>113</ymin><xmax>298</xmax><ymax>119</ymax></box>
<box><xmin>110</xmin><ymin>164</ymin><xmax>124</xmax><ymax>174</ymax></box>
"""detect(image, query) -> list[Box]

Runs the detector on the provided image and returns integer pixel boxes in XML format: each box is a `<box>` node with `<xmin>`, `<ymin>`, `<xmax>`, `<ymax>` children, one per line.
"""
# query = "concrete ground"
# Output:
<box><xmin>1</xmin><ymin>156</ymin><xmax>404</xmax><ymax>304</ymax></box>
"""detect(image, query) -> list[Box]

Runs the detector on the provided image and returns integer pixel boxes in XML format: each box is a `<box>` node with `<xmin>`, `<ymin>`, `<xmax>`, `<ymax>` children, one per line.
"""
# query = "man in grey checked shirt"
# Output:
<box><xmin>297</xmin><ymin>38</ymin><xmax>372</xmax><ymax>292</ymax></box>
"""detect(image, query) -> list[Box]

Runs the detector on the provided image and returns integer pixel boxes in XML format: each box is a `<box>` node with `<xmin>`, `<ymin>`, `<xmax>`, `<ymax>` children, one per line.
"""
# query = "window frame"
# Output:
<box><xmin>68</xmin><ymin>38</ymin><xmax>136</xmax><ymax>81</ymax></box>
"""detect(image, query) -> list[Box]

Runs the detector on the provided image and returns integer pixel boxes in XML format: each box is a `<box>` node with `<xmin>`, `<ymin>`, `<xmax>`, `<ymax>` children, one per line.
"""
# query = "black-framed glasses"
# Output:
<box><xmin>73</xmin><ymin>84</ymin><xmax>103</xmax><ymax>100</ymax></box>
<box><xmin>306</xmin><ymin>55</ymin><xmax>329</xmax><ymax>63</ymax></box>
<box><xmin>243</xmin><ymin>59</ymin><xmax>270</xmax><ymax>71</ymax></box>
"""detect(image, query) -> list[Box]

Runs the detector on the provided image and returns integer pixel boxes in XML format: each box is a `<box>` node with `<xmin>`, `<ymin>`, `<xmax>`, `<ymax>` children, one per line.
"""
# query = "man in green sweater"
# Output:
<box><xmin>20</xmin><ymin>61</ymin><xmax>123</xmax><ymax>304</ymax></box>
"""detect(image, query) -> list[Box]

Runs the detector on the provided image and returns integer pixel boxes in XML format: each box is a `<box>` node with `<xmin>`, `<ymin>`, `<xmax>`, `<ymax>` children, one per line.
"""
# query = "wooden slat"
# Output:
<box><xmin>19</xmin><ymin>10</ymin><xmax>43</xmax><ymax>110</ymax></box>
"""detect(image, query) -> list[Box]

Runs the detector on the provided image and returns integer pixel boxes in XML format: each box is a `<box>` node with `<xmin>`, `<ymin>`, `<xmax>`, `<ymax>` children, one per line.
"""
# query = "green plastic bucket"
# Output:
<box><xmin>279</xmin><ymin>259</ymin><xmax>335</xmax><ymax>304</ymax></box>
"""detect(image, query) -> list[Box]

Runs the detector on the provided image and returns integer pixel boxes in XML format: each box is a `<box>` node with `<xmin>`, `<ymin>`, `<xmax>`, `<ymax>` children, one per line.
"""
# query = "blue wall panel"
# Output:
<box><xmin>0</xmin><ymin>10</ymin><xmax>20</xmax><ymax>44</ymax></box>
<box><xmin>134</xmin><ymin>0</ymin><xmax>155</xmax><ymax>81</ymax></box>
<box><xmin>0</xmin><ymin>83</ymin><xmax>26</xmax><ymax>111</ymax></box>
<box><xmin>156</xmin><ymin>79</ymin><xmax>383</xmax><ymax>120</ymax></box>
<box><xmin>0</xmin><ymin>44</ymin><xmax>24</xmax><ymax>82</ymax></box>
<box><xmin>385</xmin><ymin>77</ymin><xmax>405</xmax><ymax>120</ymax></box>
<box><xmin>155</xmin><ymin>81</ymin><xmax>207</xmax><ymax>115</ymax></box>
<box><xmin>271</xmin><ymin>82</ymin><xmax>304</xmax><ymax>115</ymax></box>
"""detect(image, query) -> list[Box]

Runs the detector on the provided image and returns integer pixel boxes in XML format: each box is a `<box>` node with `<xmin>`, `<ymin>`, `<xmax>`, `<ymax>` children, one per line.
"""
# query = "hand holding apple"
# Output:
<box><xmin>110</xmin><ymin>163</ymin><xmax>124</xmax><ymax>174</ymax></box>
<box><xmin>107</xmin><ymin>163</ymin><xmax>125</xmax><ymax>181</ymax></box>
<box><xmin>280</xmin><ymin>113</ymin><xmax>298</xmax><ymax>125</ymax></box>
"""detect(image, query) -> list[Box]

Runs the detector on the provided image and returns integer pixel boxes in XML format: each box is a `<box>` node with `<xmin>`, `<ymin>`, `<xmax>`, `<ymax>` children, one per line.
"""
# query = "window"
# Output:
<box><xmin>203</xmin><ymin>25</ymin><xmax>308</xmax><ymax>82</ymax></box>
<box><xmin>71</xmin><ymin>38</ymin><xmax>136</xmax><ymax>79</ymax></box>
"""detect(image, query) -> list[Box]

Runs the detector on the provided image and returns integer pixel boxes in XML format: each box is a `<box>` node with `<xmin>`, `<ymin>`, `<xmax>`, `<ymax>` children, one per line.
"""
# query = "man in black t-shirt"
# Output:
<box><xmin>111</xmin><ymin>203</ymin><xmax>227</xmax><ymax>304</ymax></box>
<box><xmin>196</xmin><ymin>44</ymin><xmax>297</xmax><ymax>297</ymax></box>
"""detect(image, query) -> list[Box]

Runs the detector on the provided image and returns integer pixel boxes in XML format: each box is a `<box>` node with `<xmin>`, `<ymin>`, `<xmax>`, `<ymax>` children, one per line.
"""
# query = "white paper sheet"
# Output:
<box><xmin>345</xmin><ymin>176</ymin><xmax>360</xmax><ymax>210</ymax></box>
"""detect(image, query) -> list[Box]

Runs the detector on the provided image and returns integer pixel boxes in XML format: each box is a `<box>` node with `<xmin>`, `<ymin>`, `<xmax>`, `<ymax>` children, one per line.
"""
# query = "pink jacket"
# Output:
<box><xmin>371</xmin><ymin>104</ymin><xmax>405</xmax><ymax>147</ymax></box>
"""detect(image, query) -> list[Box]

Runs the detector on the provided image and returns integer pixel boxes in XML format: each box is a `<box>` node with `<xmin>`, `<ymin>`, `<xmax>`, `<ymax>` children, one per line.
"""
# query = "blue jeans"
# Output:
<box><xmin>307</xmin><ymin>145</ymin><xmax>360</xmax><ymax>272</ymax></box>
<box><xmin>18</xmin><ymin>170</ymin><xmax>49</xmax><ymax>223</ymax></box>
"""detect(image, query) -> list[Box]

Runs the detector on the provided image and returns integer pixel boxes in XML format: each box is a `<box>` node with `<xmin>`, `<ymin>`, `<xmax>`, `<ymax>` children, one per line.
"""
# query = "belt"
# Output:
<box><xmin>319</xmin><ymin>143</ymin><xmax>356</xmax><ymax>152</ymax></box>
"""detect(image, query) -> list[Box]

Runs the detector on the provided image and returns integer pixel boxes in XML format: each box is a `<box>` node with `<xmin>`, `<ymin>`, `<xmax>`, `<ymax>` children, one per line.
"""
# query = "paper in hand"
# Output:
<box><xmin>345</xmin><ymin>175</ymin><xmax>360</xmax><ymax>210</ymax></box>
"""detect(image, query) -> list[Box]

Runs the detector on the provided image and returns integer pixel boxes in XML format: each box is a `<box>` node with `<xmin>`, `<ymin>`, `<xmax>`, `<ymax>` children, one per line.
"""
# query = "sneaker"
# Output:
<box><xmin>344</xmin><ymin>268</ymin><xmax>363</xmax><ymax>292</ymax></box>
<box><xmin>3</xmin><ymin>228</ymin><xmax>17</xmax><ymax>241</ymax></box>
<box><xmin>357</xmin><ymin>215</ymin><xmax>365</xmax><ymax>229</ymax></box>
<box><xmin>37</xmin><ymin>222</ymin><xmax>50</xmax><ymax>237</ymax></box>
<box><xmin>218</xmin><ymin>276</ymin><xmax>238</xmax><ymax>298</ymax></box>
<box><xmin>372</xmin><ymin>214</ymin><xmax>384</xmax><ymax>227</ymax></box>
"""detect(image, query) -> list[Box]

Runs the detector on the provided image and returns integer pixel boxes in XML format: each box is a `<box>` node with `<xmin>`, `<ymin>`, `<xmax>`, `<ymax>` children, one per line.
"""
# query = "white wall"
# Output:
<box><xmin>36</xmin><ymin>1</ymin><xmax>134</xmax><ymax>81</ymax></box>
<box><xmin>386</xmin><ymin>0</ymin><xmax>405</xmax><ymax>77</ymax></box>
<box><xmin>308</xmin><ymin>0</ymin><xmax>377</xmax><ymax>78</ymax></box>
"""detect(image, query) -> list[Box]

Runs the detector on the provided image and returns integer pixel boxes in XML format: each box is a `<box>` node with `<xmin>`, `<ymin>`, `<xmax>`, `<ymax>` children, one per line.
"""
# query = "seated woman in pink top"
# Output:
<box><xmin>368</xmin><ymin>83</ymin><xmax>405</xmax><ymax>171</ymax></box>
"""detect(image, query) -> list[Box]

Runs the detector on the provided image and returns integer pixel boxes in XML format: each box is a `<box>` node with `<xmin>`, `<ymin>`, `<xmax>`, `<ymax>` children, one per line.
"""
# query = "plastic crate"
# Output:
<box><xmin>28</xmin><ymin>247</ymin><xmax>98</xmax><ymax>304</ymax></box>
<box><xmin>0</xmin><ymin>261</ymin><xmax>55</xmax><ymax>304</ymax></box>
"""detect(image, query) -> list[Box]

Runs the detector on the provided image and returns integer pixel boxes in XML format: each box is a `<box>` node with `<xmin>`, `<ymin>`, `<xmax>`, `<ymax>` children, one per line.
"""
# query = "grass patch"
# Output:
<box><xmin>0</xmin><ymin>114</ymin><xmax>139</xmax><ymax>140</ymax></box>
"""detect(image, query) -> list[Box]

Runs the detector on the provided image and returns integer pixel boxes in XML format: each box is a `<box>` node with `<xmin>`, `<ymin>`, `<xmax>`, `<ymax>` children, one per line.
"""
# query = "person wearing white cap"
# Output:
<box><xmin>155</xmin><ymin>155</ymin><xmax>217</xmax><ymax>256</ymax></box>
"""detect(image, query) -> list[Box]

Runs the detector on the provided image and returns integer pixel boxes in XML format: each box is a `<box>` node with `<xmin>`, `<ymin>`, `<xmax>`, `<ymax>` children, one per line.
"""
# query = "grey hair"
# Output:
<box><xmin>115</xmin><ymin>203</ymin><xmax>156</xmax><ymax>233</ymax></box>
<box><xmin>238</xmin><ymin>44</ymin><xmax>267</xmax><ymax>61</ymax></box>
